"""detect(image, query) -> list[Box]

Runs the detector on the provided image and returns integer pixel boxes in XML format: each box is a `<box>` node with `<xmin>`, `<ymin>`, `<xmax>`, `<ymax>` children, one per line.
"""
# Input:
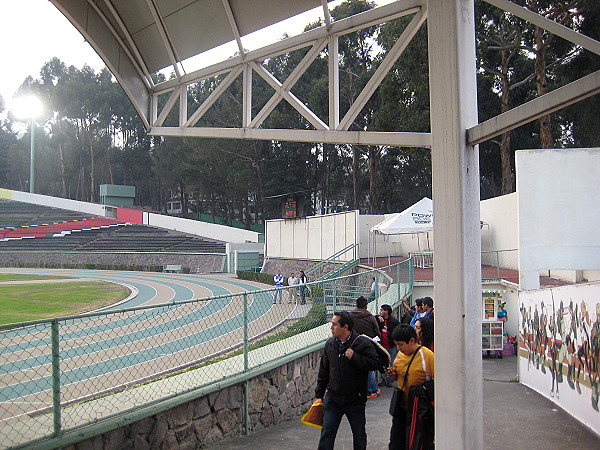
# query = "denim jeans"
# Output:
<box><xmin>299</xmin><ymin>285</ymin><xmax>307</xmax><ymax>304</ymax></box>
<box><xmin>318</xmin><ymin>396</ymin><xmax>367</xmax><ymax>450</ymax></box>
<box><xmin>273</xmin><ymin>287</ymin><xmax>282</xmax><ymax>303</ymax></box>
<box><xmin>367</xmin><ymin>371</ymin><xmax>379</xmax><ymax>394</ymax></box>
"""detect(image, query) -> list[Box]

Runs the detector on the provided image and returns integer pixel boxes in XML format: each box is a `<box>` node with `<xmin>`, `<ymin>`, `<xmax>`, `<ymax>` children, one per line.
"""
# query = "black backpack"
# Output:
<box><xmin>353</xmin><ymin>334</ymin><xmax>391</xmax><ymax>373</ymax></box>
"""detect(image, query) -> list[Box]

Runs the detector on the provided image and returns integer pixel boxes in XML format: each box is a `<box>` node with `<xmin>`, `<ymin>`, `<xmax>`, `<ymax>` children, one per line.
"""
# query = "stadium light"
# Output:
<box><xmin>12</xmin><ymin>95</ymin><xmax>43</xmax><ymax>194</ymax></box>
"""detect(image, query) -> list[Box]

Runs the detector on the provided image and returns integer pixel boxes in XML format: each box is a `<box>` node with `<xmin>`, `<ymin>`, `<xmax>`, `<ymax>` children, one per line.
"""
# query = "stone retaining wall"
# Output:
<box><xmin>0</xmin><ymin>251</ymin><xmax>224</xmax><ymax>274</ymax></box>
<box><xmin>64</xmin><ymin>350</ymin><xmax>321</xmax><ymax>449</ymax></box>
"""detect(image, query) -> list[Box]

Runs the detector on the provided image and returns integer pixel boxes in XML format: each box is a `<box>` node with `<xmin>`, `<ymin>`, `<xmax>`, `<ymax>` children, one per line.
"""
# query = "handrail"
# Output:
<box><xmin>317</xmin><ymin>258</ymin><xmax>359</xmax><ymax>281</ymax></box>
<box><xmin>304</xmin><ymin>243</ymin><xmax>358</xmax><ymax>278</ymax></box>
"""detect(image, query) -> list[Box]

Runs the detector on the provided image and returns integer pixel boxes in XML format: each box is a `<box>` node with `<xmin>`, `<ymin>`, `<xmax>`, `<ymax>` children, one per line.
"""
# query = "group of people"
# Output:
<box><xmin>272</xmin><ymin>270</ymin><xmax>308</xmax><ymax>305</ymax></box>
<box><xmin>316</xmin><ymin>296</ymin><xmax>436</xmax><ymax>450</ymax></box>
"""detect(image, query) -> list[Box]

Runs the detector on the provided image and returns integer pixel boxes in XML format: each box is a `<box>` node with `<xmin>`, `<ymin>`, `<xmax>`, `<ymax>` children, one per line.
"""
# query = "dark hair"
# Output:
<box><xmin>356</xmin><ymin>296</ymin><xmax>368</xmax><ymax>309</ymax></box>
<box><xmin>392</xmin><ymin>324</ymin><xmax>417</xmax><ymax>343</ymax></box>
<box><xmin>381</xmin><ymin>304</ymin><xmax>393</xmax><ymax>315</ymax></box>
<box><xmin>422</xmin><ymin>297</ymin><xmax>434</xmax><ymax>308</ymax></box>
<box><xmin>415</xmin><ymin>298</ymin><xmax>423</xmax><ymax>306</ymax></box>
<box><xmin>416</xmin><ymin>317</ymin><xmax>434</xmax><ymax>349</ymax></box>
<box><xmin>334</xmin><ymin>311</ymin><xmax>354</xmax><ymax>331</ymax></box>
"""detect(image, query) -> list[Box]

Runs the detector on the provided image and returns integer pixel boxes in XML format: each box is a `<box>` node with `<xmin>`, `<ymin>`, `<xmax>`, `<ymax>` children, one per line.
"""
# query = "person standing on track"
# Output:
<box><xmin>273</xmin><ymin>271</ymin><xmax>284</xmax><ymax>304</ymax></box>
<box><xmin>298</xmin><ymin>270</ymin><xmax>308</xmax><ymax>305</ymax></box>
<box><xmin>288</xmin><ymin>272</ymin><xmax>299</xmax><ymax>303</ymax></box>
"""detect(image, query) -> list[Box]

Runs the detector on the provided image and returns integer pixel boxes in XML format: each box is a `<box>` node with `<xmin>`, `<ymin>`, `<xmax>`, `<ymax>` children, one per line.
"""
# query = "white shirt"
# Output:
<box><xmin>288</xmin><ymin>276</ymin><xmax>299</xmax><ymax>286</ymax></box>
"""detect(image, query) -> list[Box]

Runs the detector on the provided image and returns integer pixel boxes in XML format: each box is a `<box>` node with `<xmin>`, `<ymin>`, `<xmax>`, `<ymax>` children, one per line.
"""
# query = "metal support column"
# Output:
<box><xmin>29</xmin><ymin>119</ymin><xmax>36</xmax><ymax>193</ymax></box>
<box><xmin>428</xmin><ymin>0</ymin><xmax>483</xmax><ymax>447</ymax></box>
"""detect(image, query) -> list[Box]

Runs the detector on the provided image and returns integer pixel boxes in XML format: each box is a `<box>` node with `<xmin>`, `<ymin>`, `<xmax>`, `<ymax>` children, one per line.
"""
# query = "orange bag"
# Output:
<box><xmin>300</xmin><ymin>400</ymin><xmax>324</xmax><ymax>429</ymax></box>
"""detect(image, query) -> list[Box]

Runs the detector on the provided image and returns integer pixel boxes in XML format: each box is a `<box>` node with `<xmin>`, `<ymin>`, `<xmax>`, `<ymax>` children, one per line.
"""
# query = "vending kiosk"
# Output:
<box><xmin>482</xmin><ymin>292</ymin><xmax>503</xmax><ymax>355</ymax></box>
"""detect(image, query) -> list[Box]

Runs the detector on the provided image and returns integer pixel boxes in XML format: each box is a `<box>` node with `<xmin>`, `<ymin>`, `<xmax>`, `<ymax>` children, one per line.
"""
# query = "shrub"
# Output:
<box><xmin>237</xmin><ymin>270</ymin><xmax>274</xmax><ymax>285</ymax></box>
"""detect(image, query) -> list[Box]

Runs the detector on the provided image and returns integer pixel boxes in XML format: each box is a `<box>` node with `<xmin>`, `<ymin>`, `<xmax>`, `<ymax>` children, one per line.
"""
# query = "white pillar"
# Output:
<box><xmin>427</xmin><ymin>0</ymin><xmax>483</xmax><ymax>448</ymax></box>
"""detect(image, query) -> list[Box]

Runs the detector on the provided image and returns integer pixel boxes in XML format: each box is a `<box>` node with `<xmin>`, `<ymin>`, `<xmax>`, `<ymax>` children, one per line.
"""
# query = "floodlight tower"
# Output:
<box><xmin>12</xmin><ymin>95</ymin><xmax>43</xmax><ymax>193</ymax></box>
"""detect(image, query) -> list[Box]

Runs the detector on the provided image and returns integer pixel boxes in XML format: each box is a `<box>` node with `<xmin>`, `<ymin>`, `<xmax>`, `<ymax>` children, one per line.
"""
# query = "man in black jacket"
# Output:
<box><xmin>315</xmin><ymin>311</ymin><xmax>380</xmax><ymax>450</ymax></box>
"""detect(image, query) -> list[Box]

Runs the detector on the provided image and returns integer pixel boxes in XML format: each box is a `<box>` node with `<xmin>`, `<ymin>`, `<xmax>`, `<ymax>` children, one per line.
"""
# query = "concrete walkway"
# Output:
<box><xmin>208</xmin><ymin>355</ymin><xmax>599</xmax><ymax>449</ymax></box>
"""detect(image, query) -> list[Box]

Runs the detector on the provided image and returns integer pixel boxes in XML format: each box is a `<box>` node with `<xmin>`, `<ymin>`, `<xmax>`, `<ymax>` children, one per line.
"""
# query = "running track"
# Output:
<box><xmin>0</xmin><ymin>269</ymin><xmax>296</xmax><ymax>422</ymax></box>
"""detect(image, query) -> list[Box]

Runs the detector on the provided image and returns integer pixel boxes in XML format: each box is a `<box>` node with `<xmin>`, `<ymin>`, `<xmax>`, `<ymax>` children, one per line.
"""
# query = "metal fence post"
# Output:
<box><xmin>375</xmin><ymin>271</ymin><xmax>380</xmax><ymax>310</ymax></box>
<box><xmin>329</xmin><ymin>280</ymin><xmax>335</xmax><ymax>314</ymax></box>
<box><xmin>244</xmin><ymin>380</ymin><xmax>250</xmax><ymax>435</ymax></box>
<box><xmin>243</xmin><ymin>293</ymin><xmax>250</xmax><ymax>434</ymax></box>
<box><xmin>496</xmin><ymin>250</ymin><xmax>500</xmax><ymax>280</ymax></box>
<box><xmin>332</xmin><ymin>281</ymin><xmax>337</xmax><ymax>310</ymax></box>
<box><xmin>51</xmin><ymin>319</ymin><xmax>61</xmax><ymax>438</ymax></box>
<box><xmin>243</xmin><ymin>293</ymin><xmax>248</xmax><ymax>371</ymax></box>
<box><xmin>397</xmin><ymin>263</ymin><xmax>401</xmax><ymax>304</ymax></box>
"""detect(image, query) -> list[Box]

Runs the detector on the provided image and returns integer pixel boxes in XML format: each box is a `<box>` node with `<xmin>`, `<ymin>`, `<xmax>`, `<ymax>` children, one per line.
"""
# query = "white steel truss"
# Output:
<box><xmin>148</xmin><ymin>1</ymin><xmax>428</xmax><ymax>147</ymax></box>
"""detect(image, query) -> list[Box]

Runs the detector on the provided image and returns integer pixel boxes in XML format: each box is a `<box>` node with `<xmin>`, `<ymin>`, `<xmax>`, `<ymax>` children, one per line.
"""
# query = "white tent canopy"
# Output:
<box><xmin>371</xmin><ymin>197</ymin><xmax>433</xmax><ymax>235</ymax></box>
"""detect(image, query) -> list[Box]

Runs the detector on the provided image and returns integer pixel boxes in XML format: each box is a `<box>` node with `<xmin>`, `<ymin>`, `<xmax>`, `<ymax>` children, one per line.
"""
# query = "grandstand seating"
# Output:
<box><xmin>0</xmin><ymin>199</ymin><xmax>92</xmax><ymax>228</ymax></box>
<box><xmin>0</xmin><ymin>218</ymin><xmax>128</xmax><ymax>239</ymax></box>
<box><xmin>0</xmin><ymin>199</ymin><xmax>226</xmax><ymax>254</ymax></box>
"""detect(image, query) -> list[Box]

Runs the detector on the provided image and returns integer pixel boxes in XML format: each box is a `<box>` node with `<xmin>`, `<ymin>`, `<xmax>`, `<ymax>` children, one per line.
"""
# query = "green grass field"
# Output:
<box><xmin>0</xmin><ymin>274</ymin><xmax>70</xmax><ymax>281</ymax></box>
<box><xmin>0</xmin><ymin>281</ymin><xmax>130</xmax><ymax>325</ymax></box>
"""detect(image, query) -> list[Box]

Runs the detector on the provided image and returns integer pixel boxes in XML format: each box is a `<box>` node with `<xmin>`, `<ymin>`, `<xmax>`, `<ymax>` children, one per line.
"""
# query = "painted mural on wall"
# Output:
<box><xmin>518</xmin><ymin>283</ymin><xmax>599</xmax><ymax>428</ymax></box>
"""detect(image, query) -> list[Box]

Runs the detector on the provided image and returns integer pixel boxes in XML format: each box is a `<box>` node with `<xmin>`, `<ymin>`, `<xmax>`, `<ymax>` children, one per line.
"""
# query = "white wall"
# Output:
<box><xmin>518</xmin><ymin>282</ymin><xmax>600</xmax><ymax>435</ymax></box>
<box><xmin>517</xmin><ymin>148</ymin><xmax>600</xmax><ymax>289</ymax></box>
<box><xmin>147</xmin><ymin>213</ymin><xmax>259</xmax><ymax>243</ymax></box>
<box><xmin>359</xmin><ymin>215</ymin><xmax>384</xmax><ymax>258</ymax></box>
<box><xmin>266</xmin><ymin>211</ymin><xmax>358</xmax><ymax>261</ymax></box>
<box><xmin>480</xmin><ymin>192</ymin><xmax>518</xmax><ymax>252</ymax></box>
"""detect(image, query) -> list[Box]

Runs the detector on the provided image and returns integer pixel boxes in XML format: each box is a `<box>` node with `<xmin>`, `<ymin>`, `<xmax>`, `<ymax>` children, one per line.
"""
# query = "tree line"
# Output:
<box><xmin>0</xmin><ymin>0</ymin><xmax>598</xmax><ymax>229</ymax></box>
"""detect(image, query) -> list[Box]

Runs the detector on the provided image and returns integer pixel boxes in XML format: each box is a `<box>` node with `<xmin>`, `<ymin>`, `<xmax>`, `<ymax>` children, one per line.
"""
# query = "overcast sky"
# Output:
<box><xmin>0</xmin><ymin>1</ymin><xmax>104</xmax><ymax>108</ymax></box>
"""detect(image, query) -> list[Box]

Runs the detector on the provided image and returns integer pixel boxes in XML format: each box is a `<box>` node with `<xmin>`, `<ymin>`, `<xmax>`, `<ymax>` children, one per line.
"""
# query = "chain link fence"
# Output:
<box><xmin>0</xmin><ymin>259</ymin><xmax>413</xmax><ymax>448</ymax></box>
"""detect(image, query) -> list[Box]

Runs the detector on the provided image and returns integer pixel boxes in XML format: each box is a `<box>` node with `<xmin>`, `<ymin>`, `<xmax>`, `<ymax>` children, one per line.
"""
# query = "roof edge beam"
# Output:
<box><xmin>468</xmin><ymin>69</ymin><xmax>600</xmax><ymax>145</ymax></box>
<box><xmin>150</xmin><ymin>127</ymin><xmax>431</xmax><ymax>147</ymax></box>
<box><xmin>485</xmin><ymin>0</ymin><xmax>600</xmax><ymax>56</ymax></box>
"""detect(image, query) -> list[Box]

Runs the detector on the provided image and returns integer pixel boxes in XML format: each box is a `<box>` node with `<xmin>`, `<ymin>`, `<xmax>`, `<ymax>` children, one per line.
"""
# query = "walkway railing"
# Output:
<box><xmin>0</xmin><ymin>258</ymin><xmax>412</xmax><ymax>449</ymax></box>
<box><xmin>410</xmin><ymin>249</ymin><xmax>518</xmax><ymax>282</ymax></box>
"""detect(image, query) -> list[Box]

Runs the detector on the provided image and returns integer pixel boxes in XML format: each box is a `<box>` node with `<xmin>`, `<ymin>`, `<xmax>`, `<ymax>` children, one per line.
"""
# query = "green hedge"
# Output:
<box><xmin>237</xmin><ymin>270</ymin><xmax>275</xmax><ymax>285</ymax></box>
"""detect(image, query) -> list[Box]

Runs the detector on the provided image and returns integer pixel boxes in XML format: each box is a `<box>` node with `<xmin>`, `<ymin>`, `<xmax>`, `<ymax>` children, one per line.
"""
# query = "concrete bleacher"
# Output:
<box><xmin>0</xmin><ymin>200</ymin><xmax>226</xmax><ymax>254</ymax></box>
<box><xmin>0</xmin><ymin>218</ymin><xmax>128</xmax><ymax>239</ymax></box>
<box><xmin>0</xmin><ymin>198</ymin><xmax>92</xmax><ymax>228</ymax></box>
